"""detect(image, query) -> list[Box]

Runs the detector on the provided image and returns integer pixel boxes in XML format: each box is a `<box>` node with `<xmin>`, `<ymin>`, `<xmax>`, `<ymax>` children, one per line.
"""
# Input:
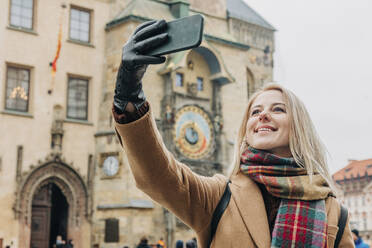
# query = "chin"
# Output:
<box><xmin>250</xmin><ymin>143</ymin><xmax>274</xmax><ymax>151</ymax></box>
<box><xmin>251</xmin><ymin>143</ymin><xmax>291</xmax><ymax>157</ymax></box>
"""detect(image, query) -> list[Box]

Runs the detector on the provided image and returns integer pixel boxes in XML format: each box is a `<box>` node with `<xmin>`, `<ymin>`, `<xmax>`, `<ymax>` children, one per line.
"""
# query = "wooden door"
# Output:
<box><xmin>30</xmin><ymin>185</ymin><xmax>51</xmax><ymax>248</ymax></box>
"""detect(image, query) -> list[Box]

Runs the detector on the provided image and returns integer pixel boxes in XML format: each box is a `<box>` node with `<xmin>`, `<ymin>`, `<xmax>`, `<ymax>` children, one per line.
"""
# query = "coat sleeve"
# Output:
<box><xmin>114</xmin><ymin>105</ymin><xmax>227</xmax><ymax>232</ymax></box>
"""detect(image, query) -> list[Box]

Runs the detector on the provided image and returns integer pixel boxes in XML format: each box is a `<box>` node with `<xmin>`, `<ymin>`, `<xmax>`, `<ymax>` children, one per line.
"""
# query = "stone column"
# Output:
<box><xmin>160</xmin><ymin>72</ymin><xmax>176</xmax><ymax>247</ymax></box>
<box><xmin>212</xmin><ymin>81</ymin><xmax>223</xmax><ymax>169</ymax></box>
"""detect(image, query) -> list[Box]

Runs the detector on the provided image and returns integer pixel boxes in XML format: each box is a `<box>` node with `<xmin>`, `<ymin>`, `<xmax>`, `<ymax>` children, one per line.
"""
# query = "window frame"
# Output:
<box><xmin>68</xmin><ymin>5</ymin><xmax>92</xmax><ymax>44</ymax></box>
<box><xmin>66</xmin><ymin>75</ymin><xmax>90</xmax><ymax>121</ymax></box>
<box><xmin>4</xmin><ymin>64</ymin><xmax>32</xmax><ymax>113</ymax></box>
<box><xmin>197</xmin><ymin>76</ymin><xmax>204</xmax><ymax>91</ymax></box>
<box><xmin>175</xmin><ymin>72</ymin><xmax>184</xmax><ymax>87</ymax></box>
<box><xmin>8</xmin><ymin>0</ymin><xmax>35</xmax><ymax>30</ymax></box>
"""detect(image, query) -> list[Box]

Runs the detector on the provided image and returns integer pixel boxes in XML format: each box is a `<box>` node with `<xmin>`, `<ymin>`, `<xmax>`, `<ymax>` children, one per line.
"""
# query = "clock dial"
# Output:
<box><xmin>185</xmin><ymin>125</ymin><xmax>199</xmax><ymax>145</ymax></box>
<box><xmin>103</xmin><ymin>156</ymin><xmax>119</xmax><ymax>177</ymax></box>
<box><xmin>173</xmin><ymin>105</ymin><xmax>214</xmax><ymax>159</ymax></box>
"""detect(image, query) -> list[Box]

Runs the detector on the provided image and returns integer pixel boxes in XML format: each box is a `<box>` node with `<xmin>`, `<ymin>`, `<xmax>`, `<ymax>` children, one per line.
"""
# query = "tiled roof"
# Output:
<box><xmin>333</xmin><ymin>159</ymin><xmax>372</xmax><ymax>181</ymax></box>
<box><xmin>227</xmin><ymin>0</ymin><xmax>275</xmax><ymax>30</ymax></box>
<box><xmin>107</xmin><ymin>0</ymin><xmax>174</xmax><ymax>28</ymax></box>
<box><xmin>108</xmin><ymin>0</ymin><xmax>276</xmax><ymax>31</ymax></box>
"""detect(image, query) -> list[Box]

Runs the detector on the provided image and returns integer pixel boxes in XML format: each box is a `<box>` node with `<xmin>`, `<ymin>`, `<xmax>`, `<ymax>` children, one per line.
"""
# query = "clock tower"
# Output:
<box><xmin>158</xmin><ymin>45</ymin><xmax>233</xmax><ymax>176</ymax></box>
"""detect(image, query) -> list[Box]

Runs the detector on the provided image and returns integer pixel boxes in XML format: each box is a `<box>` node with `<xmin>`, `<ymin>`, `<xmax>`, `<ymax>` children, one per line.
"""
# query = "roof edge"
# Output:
<box><xmin>227</xmin><ymin>12</ymin><xmax>276</xmax><ymax>31</ymax></box>
<box><xmin>106</xmin><ymin>15</ymin><xmax>152</xmax><ymax>31</ymax></box>
<box><xmin>204</xmin><ymin>34</ymin><xmax>250</xmax><ymax>50</ymax></box>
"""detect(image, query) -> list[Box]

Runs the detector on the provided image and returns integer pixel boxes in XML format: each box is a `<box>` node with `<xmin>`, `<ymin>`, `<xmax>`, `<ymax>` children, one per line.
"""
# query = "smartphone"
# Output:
<box><xmin>146</xmin><ymin>14</ymin><xmax>204</xmax><ymax>56</ymax></box>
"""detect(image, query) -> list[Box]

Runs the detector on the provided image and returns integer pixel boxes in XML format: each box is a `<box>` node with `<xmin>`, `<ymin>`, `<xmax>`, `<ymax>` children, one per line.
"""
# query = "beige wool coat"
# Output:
<box><xmin>115</xmin><ymin>106</ymin><xmax>354</xmax><ymax>248</ymax></box>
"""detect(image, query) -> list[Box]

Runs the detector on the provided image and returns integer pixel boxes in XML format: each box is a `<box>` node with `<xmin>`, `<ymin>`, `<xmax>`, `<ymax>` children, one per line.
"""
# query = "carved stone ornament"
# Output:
<box><xmin>231</xmin><ymin>19</ymin><xmax>274</xmax><ymax>51</ymax></box>
<box><xmin>186</xmin><ymin>82</ymin><xmax>198</xmax><ymax>96</ymax></box>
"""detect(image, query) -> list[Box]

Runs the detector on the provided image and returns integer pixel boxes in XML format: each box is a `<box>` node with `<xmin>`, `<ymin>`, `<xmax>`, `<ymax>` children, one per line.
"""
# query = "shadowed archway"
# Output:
<box><xmin>30</xmin><ymin>183</ymin><xmax>69</xmax><ymax>248</ymax></box>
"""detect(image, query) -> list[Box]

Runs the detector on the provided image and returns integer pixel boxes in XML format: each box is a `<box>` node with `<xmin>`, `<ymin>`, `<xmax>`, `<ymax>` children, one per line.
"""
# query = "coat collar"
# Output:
<box><xmin>230</xmin><ymin>173</ymin><xmax>271</xmax><ymax>248</ymax></box>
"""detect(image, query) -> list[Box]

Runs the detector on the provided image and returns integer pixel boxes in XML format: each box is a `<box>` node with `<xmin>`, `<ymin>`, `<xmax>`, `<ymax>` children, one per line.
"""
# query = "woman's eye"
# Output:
<box><xmin>273</xmin><ymin>107</ymin><xmax>285</xmax><ymax>112</ymax></box>
<box><xmin>251</xmin><ymin>109</ymin><xmax>260</xmax><ymax>115</ymax></box>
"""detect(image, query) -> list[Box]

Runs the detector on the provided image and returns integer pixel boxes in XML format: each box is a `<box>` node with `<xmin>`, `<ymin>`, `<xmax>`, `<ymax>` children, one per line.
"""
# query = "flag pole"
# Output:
<box><xmin>48</xmin><ymin>4</ymin><xmax>66</xmax><ymax>94</ymax></box>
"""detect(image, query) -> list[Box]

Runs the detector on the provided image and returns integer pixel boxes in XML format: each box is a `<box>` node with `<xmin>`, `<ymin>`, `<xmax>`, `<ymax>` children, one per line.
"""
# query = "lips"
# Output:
<box><xmin>254</xmin><ymin>125</ymin><xmax>277</xmax><ymax>132</ymax></box>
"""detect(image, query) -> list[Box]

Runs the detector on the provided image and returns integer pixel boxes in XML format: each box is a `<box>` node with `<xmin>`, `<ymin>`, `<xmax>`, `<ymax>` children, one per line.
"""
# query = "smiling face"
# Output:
<box><xmin>245</xmin><ymin>90</ymin><xmax>292</xmax><ymax>157</ymax></box>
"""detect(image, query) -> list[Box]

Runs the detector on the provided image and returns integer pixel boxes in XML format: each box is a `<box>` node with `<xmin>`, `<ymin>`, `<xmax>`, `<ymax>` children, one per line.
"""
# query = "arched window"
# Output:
<box><xmin>246</xmin><ymin>68</ymin><xmax>254</xmax><ymax>99</ymax></box>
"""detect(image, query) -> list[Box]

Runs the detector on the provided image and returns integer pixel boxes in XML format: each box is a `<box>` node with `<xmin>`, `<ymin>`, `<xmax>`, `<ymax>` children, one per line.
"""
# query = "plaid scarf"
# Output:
<box><xmin>240</xmin><ymin>147</ymin><xmax>332</xmax><ymax>248</ymax></box>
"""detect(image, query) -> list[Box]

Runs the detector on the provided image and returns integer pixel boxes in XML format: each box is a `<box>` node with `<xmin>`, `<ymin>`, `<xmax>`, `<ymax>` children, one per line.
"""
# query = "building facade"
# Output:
<box><xmin>333</xmin><ymin>159</ymin><xmax>372</xmax><ymax>245</ymax></box>
<box><xmin>0</xmin><ymin>0</ymin><xmax>275</xmax><ymax>247</ymax></box>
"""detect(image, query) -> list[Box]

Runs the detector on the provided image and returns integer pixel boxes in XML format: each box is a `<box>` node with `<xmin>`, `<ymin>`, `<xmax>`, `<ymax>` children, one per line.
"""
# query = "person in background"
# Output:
<box><xmin>55</xmin><ymin>235</ymin><xmax>64</xmax><ymax>248</ymax></box>
<box><xmin>352</xmin><ymin>229</ymin><xmax>370</xmax><ymax>248</ymax></box>
<box><xmin>137</xmin><ymin>237</ymin><xmax>151</xmax><ymax>248</ymax></box>
<box><xmin>156</xmin><ymin>237</ymin><xmax>166</xmax><ymax>248</ymax></box>
<box><xmin>192</xmin><ymin>237</ymin><xmax>197</xmax><ymax>248</ymax></box>
<box><xmin>112</xmin><ymin>19</ymin><xmax>355</xmax><ymax>247</ymax></box>
<box><xmin>185</xmin><ymin>240</ymin><xmax>196</xmax><ymax>248</ymax></box>
<box><xmin>65</xmin><ymin>239</ymin><xmax>74</xmax><ymax>248</ymax></box>
<box><xmin>175</xmin><ymin>240</ymin><xmax>184</xmax><ymax>248</ymax></box>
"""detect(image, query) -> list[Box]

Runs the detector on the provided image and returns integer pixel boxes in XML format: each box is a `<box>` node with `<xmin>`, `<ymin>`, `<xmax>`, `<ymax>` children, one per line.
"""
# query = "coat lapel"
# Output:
<box><xmin>230</xmin><ymin>173</ymin><xmax>271</xmax><ymax>248</ymax></box>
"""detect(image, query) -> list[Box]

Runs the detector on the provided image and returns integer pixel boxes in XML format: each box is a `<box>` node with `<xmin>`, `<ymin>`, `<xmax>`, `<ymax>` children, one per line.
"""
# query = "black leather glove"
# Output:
<box><xmin>113</xmin><ymin>20</ymin><xmax>168</xmax><ymax>113</ymax></box>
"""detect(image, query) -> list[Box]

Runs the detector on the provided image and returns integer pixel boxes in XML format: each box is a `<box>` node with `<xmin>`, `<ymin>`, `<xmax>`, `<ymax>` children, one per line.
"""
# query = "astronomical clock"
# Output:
<box><xmin>173</xmin><ymin>105</ymin><xmax>215</xmax><ymax>160</ymax></box>
<box><xmin>159</xmin><ymin>49</ymin><xmax>227</xmax><ymax>176</ymax></box>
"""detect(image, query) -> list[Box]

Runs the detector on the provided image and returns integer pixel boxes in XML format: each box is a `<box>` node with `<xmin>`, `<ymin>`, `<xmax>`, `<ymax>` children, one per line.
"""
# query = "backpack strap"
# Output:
<box><xmin>334</xmin><ymin>205</ymin><xmax>348</xmax><ymax>248</ymax></box>
<box><xmin>208</xmin><ymin>180</ymin><xmax>232</xmax><ymax>247</ymax></box>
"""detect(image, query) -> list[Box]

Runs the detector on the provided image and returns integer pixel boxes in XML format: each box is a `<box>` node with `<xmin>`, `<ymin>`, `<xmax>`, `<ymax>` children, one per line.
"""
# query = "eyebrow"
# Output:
<box><xmin>251</xmin><ymin>103</ymin><xmax>286</xmax><ymax>109</ymax></box>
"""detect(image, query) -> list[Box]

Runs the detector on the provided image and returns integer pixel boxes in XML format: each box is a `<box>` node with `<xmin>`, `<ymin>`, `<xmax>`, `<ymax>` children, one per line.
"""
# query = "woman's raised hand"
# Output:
<box><xmin>113</xmin><ymin>20</ymin><xmax>168</xmax><ymax>113</ymax></box>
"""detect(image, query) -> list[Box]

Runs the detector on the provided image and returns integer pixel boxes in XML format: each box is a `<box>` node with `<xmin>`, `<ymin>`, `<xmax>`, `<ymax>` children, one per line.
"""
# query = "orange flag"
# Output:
<box><xmin>49</xmin><ymin>5</ymin><xmax>65</xmax><ymax>94</ymax></box>
<box><xmin>52</xmin><ymin>22</ymin><xmax>62</xmax><ymax>76</ymax></box>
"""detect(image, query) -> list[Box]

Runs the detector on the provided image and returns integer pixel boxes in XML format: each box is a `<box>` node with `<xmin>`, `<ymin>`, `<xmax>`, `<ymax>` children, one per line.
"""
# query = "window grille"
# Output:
<box><xmin>10</xmin><ymin>0</ymin><xmax>34</xmax><ymax>29</ymax></box>
<box><xmin>6</xmin><ymin>66</ymin><xmax>30</xmax><ymax>112</ymax></box>
<box><xmin>70</xmin><ymin>7</ymin><xmax>91</xmax><ymax>43</ymax></box>
<box><xmin>67</xmin><ymin>77</ymin><xmax>88</xmax><ymax>120</ymax></box>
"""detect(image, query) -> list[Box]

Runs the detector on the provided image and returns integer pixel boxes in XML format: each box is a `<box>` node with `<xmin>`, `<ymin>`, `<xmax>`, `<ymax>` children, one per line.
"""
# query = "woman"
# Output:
<box><xmin>112</xmin><ymin>20</ymin><xmax>354</xmax><ymax>247</ymax></box>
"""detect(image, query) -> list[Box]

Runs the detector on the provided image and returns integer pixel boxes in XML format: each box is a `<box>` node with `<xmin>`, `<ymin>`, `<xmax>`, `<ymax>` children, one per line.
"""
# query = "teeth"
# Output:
<box><xmin>258</xmin><ymin>128</ymin><xmax>272</xmax><ymax>132</ymax></box>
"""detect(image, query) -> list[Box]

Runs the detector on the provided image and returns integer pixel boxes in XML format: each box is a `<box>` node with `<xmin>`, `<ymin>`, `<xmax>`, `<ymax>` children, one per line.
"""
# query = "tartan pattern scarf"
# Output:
<box><xmin>240</xmin><ymin>147</ymin><xmax>332</xmax><ymax>248</ymax></box>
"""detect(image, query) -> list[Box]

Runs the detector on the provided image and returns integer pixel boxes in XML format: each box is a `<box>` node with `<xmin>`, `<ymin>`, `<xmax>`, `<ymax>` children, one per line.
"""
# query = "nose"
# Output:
<box><xmin>258</xmin><ymin>111</ymin><xmax>271</xmax><ymax>121</ymax></box>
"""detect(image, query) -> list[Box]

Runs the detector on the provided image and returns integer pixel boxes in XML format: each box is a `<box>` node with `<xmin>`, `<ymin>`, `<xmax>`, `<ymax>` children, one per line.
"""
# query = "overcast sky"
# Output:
<box><xmin>244</xmin><ymin>0</ymin><xmax>372</xmax><ymax>173</ymax></box>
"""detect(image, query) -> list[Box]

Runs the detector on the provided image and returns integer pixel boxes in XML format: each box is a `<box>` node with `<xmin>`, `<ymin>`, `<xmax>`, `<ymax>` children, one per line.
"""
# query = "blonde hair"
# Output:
<box><xmin>228</xmin><ymin>83</ymin><xmax>334</xmax><ymax>190</ymax></box>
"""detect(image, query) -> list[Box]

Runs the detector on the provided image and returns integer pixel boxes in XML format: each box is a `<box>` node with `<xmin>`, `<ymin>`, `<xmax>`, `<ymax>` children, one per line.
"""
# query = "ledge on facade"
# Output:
<box><xmin>209</xmin><ymin>72</ymin><xmax>234</xmax><ymax>86</ymax></box>
<box><xmin>94</xmin><ymin>130</ymin><xmax>116</xmax><ymax>137</ymax></box>
<box><xmin>7</xmin><ymin>25</ymin><xmax>38</xmax><ymax>36</ymax></box>
<box><xmin>66</xmin><ymin>39</ymin><xmax>95</xmax><ymax>48</ymax></box>
<box><xmin>204</xmin><ymin>34</ymin><xmax>250</xmax><ymax>50</ymax></box>
<box><xmin>97</xmin><ymin>199</ymin><xmax>154</xmax><ymax>210</ymax></box>
<box><xmin>64</xmin><ymin>118</ymin><xmax>94</xmax><ymax>126</ymax></box>
<box><xmin>1</xmin><ymin>110</ymin><xmax>33</xmax><ymax>118</ymax></box>
<box><xmin>173</xmin><ymin>92</ymin><xmax>211</xmax><ymax>101</ymax></box>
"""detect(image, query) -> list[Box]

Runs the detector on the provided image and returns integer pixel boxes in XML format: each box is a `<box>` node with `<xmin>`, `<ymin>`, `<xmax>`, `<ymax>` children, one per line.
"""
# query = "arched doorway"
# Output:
<box><xmin>14</xmin><ymin>154</ymin><xmax>91</xmax><ymax>248</ymax></box>
<box><xmin>30</xmin><ymin>183</ymin><xmax>69</xmax><ymax>248</ymax></box>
